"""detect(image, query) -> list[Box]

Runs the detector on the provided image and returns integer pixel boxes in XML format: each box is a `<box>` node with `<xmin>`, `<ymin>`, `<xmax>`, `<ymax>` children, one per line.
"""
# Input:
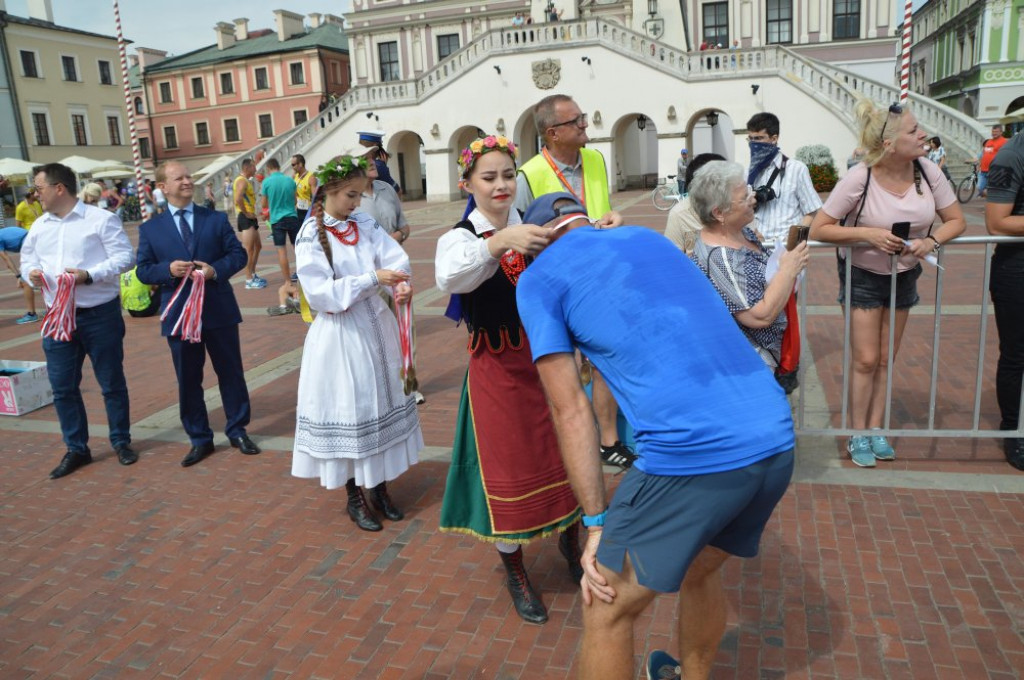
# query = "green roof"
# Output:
<box><xmin>146</xmin><ymin>23</ymin><xmax>348</xmax><ymax>73</ymax></box>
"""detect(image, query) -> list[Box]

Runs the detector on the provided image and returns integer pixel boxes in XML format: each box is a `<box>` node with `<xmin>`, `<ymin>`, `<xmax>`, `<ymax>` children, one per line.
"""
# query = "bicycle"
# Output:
<box><xmin>651</xmin><ymin>175</ymin><xmax>682</xmax><ymax>211</ymax></box>
<box><xmin>956</xmin><ymin>161</ymin><xmax>979</xmax><ymax>204</ymax></box>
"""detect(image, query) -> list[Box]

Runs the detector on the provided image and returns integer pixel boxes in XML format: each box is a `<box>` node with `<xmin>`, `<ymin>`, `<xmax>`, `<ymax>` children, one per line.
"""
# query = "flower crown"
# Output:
<box><xmin>458</xmin><ymin>135</ymin><xmax>518</xmax><ymax>178</ymax></box>
<box><xmin>315</xmin><ymin>155</ymin><xmax>370</xmax><ymax>186</ymax></box>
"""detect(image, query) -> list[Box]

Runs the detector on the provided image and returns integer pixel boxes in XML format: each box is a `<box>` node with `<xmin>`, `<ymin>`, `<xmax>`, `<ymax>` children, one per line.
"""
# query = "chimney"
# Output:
<box><xmin>216</xmin><ymin>22</ymin><xmax>236</xmax><ymax>50</ymax></box>
<box><xmin>136</xmin><ymin>47</ymin><xmax>167</xmax><ymax>73</ymax></box>
<box><xmin>26</xmin><ymin>0</ymin><xmax>54</xmax><ymax>23</ymax></box>
<box><xmin>274</xmin><ymin>9</ymin><xmax>305</xmax><ymax>42</ymax></box>
<box><xmin>234</xmin><ymin>17</ymin><xmax>249</xmax><ymax>41</ymax></box>
<box><xmin>308</xmin><ymin>13</ymin><xmax>323</xmax><ymax>29</ymax></box>
<box><xmin>322</xmin><ymin>14</ymin><xmax>344</xmax><ymax>27</ymax></box>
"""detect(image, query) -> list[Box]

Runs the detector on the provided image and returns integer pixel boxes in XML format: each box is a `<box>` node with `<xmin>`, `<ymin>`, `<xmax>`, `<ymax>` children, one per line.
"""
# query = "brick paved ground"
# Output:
<box><xmin>1</xmin><ymin>191</ymin><xmax>1022</xmax><ymax>679</ymax></box>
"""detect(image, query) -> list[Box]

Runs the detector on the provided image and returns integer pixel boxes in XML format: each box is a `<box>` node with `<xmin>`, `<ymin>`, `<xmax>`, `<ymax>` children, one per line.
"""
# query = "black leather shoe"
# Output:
<box><xmin>369</xmin><ymin>483</ymin><xmax>404</xmax><ymax>521</ymax></box>
<box><xmin>498</xmin><ymin>547</ymin><xmax>548</xmax><ymax>624</ymax></box>
<box><xmin>50</xmin><ymin>451</ymin><xmax>92</xmax><ymax>479</ymax></box>
<box><xmin>229</xmin><ymin>435</ymin><xmax>261</xmax><ymax>455</ymax></box>
<box><xmin>182</xmin><ymin>442</ymin><xmax>215</xmax><ymax>467</ymax></box>
<box><xmin>347</xmin><ymin>494</ymin><xmax>384</xmax><ymax>532</ymax></box>
<box><xmin>1005</xmin><ymin>438</ymin><xmax>1024</xmax><ymax>472</ymax></box>
<box><xmin>116</xmin><ymin>445</ymin><xmax>138</xmax><ymax>466</ymax></box>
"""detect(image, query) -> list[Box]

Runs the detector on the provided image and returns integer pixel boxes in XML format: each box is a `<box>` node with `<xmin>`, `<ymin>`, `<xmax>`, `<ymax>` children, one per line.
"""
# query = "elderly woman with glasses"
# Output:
<box><xmin>689</xmin><ymin>161</ymin><xmax>810</xmax><ymax>370</ymax></box>
<box><xmin>809</xmin><ymin>100</ymin><xmax>964</xmax><ymax>467</ymax></box>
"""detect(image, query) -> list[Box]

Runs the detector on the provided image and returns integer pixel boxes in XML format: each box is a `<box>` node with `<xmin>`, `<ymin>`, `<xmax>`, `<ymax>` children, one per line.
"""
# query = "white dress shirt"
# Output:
<box><xmin>20</xmin><ymin>200</ymin><xmax>135</xmax><ymax>308</ymax></box>
<box><xmin>750</xmin><ymin>152</ymin><xmax>823</xmax><ymax>242</ymax></box>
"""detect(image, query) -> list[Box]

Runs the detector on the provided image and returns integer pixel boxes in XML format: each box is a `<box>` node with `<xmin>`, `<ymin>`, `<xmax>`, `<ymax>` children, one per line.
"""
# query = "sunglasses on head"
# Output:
<box><xmin>879</xmin><ymin>103</ymin><xmax>903</xmax><ymax>142</ymax></box>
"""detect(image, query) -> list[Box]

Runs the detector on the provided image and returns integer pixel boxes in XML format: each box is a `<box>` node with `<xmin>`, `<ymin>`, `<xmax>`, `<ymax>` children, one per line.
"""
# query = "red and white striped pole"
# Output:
<box><xmin>899</xmin><ymin>0</ymin><xmax>913</xmax><ymax>104</ymax></box>
<box><xmin>113</xmin><ymin>0</ymin><xmax>150</xmax><ymax>219</ymax></box>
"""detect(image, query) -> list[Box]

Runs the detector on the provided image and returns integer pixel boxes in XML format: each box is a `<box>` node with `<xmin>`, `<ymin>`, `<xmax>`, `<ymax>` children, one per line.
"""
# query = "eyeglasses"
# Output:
<box><xmin>32</xmin><ymin>183</ymin><xmax>58</xmax><ymax>192</ymax></box>
<box><xmin>550</xmin><ymin>113</ymin><xmax>588</xmax><ymax>129</ymax></box>
<box><xmin>879</xmin><ymin>103</ymin><xmax>903</xmax><ymax>142</ymax></box>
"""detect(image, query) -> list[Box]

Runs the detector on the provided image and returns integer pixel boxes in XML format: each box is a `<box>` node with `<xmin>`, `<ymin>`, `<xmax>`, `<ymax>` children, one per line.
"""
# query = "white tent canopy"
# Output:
<box><xmin>999</xmin><ymin>107</ymin><xmax>1024</xmax><ymax>125</ymax></box>
<box><xmin>59</xmin><ymin>156</ymin><xmax>132</xmax><ymax>175</ymax></box>
<box><xmin>0</xmin><ymin>157</ymin><xmax>37</xmax><ymax>177</ymax></box>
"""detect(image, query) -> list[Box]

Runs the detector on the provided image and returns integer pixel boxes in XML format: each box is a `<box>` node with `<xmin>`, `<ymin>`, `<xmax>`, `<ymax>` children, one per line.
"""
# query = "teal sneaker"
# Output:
<box><xmin>647</xmin><ymin>650</ymin><xmax>681</xmax><ymax>680</ymax></box>
<box><xmin>869</xmin><ymin>433</ymin><xmax>896</xmax><ymax>461</ymax></box>
<box><xmin>848</xmin><ymin>436</ymin><xmax>876</xmax><ymax>467</ymax></box>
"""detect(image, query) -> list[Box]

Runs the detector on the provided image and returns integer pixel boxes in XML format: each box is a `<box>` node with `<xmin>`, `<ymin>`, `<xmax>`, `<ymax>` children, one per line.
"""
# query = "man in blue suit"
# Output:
<box><xmin>136</xmin><ymin>161</ymin><xmax>261</xmax><ymax>467</ymax></box>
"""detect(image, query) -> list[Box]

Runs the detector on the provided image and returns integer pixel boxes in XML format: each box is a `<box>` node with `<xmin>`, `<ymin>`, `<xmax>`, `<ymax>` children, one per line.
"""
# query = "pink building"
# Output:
<box><xmin>142</xmin><ymin>11</ymin><xmax>349</xmax><ymax>170</ymax></box>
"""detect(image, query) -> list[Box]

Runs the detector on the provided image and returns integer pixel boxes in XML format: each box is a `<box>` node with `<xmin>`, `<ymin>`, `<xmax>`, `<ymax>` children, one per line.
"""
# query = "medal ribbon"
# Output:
<box><xmin>394</xmin><ymin>286</ymin><xmax>416</xmax><ymax>394</ymax></box>
<box><xmin>160</xmin><ymin>269</ymin><xmax>206</xmax><ymax>343</ymax></box>
<box><xmin>40</xmin><ymin>272</ymin><xmax>77</xmax><ymax>341</ymax></box>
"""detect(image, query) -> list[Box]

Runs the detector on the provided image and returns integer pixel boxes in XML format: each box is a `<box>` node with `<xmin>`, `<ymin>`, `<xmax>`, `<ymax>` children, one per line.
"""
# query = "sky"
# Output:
<box><xmin>3</xmin><ymin>1</ymin><xmax>353</xmax><ymax>56</ymax></box>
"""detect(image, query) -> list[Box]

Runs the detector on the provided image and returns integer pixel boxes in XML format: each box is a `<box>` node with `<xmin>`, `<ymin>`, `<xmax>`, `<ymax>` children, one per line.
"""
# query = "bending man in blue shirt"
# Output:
<box><xmin>517</xmin><ymin>193</ymin><xmax>796</xmax><ymax>680</ymax></box>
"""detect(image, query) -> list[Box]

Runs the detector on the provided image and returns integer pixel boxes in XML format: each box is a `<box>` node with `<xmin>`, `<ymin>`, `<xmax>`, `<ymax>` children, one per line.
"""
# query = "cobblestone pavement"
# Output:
<box><xmin>0</xmin><ymin>191</ymin><xmax>1021</xmax><ymax>679</ymax></box>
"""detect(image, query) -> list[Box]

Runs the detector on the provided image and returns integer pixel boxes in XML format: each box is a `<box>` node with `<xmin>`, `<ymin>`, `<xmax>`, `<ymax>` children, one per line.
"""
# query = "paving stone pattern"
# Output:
<box><xmin>0</xmin><ymin>192</ymin><xmax>1021</xmax><ymax>678</ymax></box>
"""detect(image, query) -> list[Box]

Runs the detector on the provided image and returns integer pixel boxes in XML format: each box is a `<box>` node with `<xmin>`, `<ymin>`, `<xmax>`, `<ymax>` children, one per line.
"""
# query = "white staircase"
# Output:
<box><xmin>195</xmin><ymin>19</ymin><xmax>987</xmax><ymax>193</ymax></box>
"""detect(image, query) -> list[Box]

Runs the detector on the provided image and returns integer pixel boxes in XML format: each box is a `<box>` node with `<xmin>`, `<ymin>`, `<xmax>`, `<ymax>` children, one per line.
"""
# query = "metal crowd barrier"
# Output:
<box><xmin>792</xmin><ymin>235</ymin><xmax>1024</xmax><ymax>440</ymax></box>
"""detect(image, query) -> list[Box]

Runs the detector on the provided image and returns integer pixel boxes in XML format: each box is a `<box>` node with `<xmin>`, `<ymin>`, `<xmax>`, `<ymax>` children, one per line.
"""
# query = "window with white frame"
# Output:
<box><xmin>61</xmin><ymin>55</ymin><xmax>79</xmax><ymax>82</ymax></box>
<box><xmin>98</xmin><ymin>60</ymin><xmax>113</xmax><ymax>85</ymax></box>
<box><xmin>163</xmin><ymin>125</ymin><xmax>178</xmax><ymax>149</ymax></box>
<box><xmin>220</xmin><ymin>72</ymin><xmax>234</xmax><ymax>94</ymax></box>
<box><xmin>833</xmin><ymin>0</ymin><xmax>860</xmax><ymax>40</ymax></box>
<box><xmin>159</xmin><ymin>81</ymin><xmax>172</xmax><ymax>103</ymax></box>
<box><xmin>224</xmin><ymin>118</ymin><xmax>240</xmax><ymax>143</ymax></box>
<box><xmin>293</xmin><ymin>109</ymin><xmax>308</xmax><ymax>126</ymax></box>
<box><xmin>191</xmin><ymin>76</ymin><xmax>205</xmax><ymax>99</ymax></box>
<box><xmin>254</xmin><ymin>66</ymin><xmax>269</xmax><ymax>90</ymax></box>
<box><xmin>258</xmin><ymin>114</ymin><xmax>274</xmax><ymax>138</ymax></box>
<box><xmin>107</xmin><ymin>116</ymin><xmax>122</xmax><ymax>145</ymax></box>
<box><xmin>378</xmin><ymin>41</ymin><xmax>400</xmax><ymax>82</ymax></box>
<box><xmin>30</xmin><ymin>110</ymin><xmax>51</xmax><ymax>146</ymax></box>
<box><xmin>134</xmin><ymin>97</ymin><xmax>144</xmax><ymax>115</ymax></box>
<box><xmin>195</xmin><ymin>121</ymin><xmax>210</xmax><ymax>146</ymax></box>
<box><xmin>766</xmin><ymin>0</ymin><xmax>792</xmax><ymax>44</ymax></box>
<box><xmin>71</xmin><ymin>113</ymin><xmax>89</xmax><ymax>145</ymax></box>
<box><xmin>289</xmin><ymin>62</ymin><xmax>304</xmax><ymax>85</ymax></box>
<box><xmin>20</xmin><ymin>50</ymin><xmax>39</xmax><ymax>78</ymax></box>
<box><xmin>139</xmin><ymin>137</ymin><xmax>151</xmax><ymax>158</ymax></box>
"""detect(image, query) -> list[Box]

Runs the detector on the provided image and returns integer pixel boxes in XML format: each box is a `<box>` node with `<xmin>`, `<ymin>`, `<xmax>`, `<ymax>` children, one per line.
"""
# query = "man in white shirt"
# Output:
<box><xmin>745</xmin><ymin>112</ymin><xmax>822</xmax><ymax>242</ymax></box>
<box><xmin>20</xmin><ymin>163</ymin><xmax>137</xmax><ymax>479</ymax></box>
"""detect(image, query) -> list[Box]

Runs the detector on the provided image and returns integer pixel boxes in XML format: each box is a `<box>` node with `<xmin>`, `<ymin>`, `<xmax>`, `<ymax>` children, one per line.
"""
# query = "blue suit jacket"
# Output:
<box><xmin>136</xmin><ymin>205</ymin><xmax>247</xmax><ymax>337</ymax></box>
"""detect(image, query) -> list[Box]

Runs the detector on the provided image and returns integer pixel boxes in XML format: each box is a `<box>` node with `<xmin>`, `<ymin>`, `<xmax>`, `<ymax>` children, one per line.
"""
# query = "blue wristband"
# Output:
<box><xmin>582</xmin><ymin>511</ymin><xmax>607</xmax><ymax>527</ymax></box>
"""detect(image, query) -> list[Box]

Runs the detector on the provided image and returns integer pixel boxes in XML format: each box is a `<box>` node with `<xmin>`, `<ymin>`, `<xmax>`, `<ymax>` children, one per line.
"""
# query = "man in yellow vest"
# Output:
<box><xmin>515</xmin><ymin>94</ymin><xmax>633</xmax><ymax>471</ymax></box>
<box><xmin>234</xmin><ymin>158</ymin><xmax>265</xmax><ymax>289</ymax></box>
<box><xmin>119</xmin><ymin>266</ymin><xmax>159</xmax><ymax>317</ymax></box>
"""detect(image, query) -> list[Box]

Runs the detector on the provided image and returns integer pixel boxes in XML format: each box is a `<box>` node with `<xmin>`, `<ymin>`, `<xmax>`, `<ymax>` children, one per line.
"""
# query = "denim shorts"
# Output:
<box><xmin>595</xmin><ymin>449</ymin><xmax>794</xmax><ymax>593</ymax></box>
<box><xmin>271</xmin><ymin>216</ymin><xmax>301</xmax><ymax>247</ymax></box>
<box><xmin>836</xmin><ymin>255</ymin><xmax>922</xmax><ymax>310</ymax></box>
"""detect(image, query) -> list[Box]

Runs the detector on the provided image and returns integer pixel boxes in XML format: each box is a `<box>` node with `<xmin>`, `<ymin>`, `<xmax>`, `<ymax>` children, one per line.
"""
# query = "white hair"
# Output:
<box><xmin>687</xmin><ymin>161</ymin><xmax>745</xmax><ymax>225</ymax></box>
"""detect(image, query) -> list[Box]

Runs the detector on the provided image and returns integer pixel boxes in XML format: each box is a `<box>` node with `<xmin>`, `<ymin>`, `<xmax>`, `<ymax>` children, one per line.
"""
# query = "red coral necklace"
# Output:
<box><xmin>325</xmin><ymin>219</ymin><xmax>359</xmax><ymax>246</ymax></box>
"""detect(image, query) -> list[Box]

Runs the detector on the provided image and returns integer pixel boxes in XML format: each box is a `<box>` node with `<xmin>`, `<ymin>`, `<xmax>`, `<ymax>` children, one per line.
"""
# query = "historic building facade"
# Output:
<box><xmin>141</xmin><ymin>11</ymin><xmax>350</xmax><ymax>170</ymax></box>
<box><xmin>0</xmin><ymin>0</ymin><xmax>131</xmax><ymax>165</ymax></box>
<box><xmin>910</xmin><ymin>0</ymin><xmax>1024</xmax><ymax>125</ymax></box>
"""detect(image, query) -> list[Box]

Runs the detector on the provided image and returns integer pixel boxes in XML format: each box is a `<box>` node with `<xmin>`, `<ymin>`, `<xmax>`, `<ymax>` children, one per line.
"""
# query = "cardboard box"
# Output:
<box><xmin>0</xmin><ymin>360</ymin><xmax>53</xmax><ymax>416</ymax></box>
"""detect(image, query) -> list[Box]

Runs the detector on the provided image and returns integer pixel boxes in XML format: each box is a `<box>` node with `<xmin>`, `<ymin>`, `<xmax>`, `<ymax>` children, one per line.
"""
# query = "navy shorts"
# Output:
<box><xmin>236</xmin><ymin>214</ymin><xmax>259</xmax><ymax>232</ymax></box>
<box><xmin>836</xmin><ymin>255</ymin><xmax>921</xmax><ymax>310</ymax></box>
<box><xmin>596</xmin><ymin>449</ymin><xmax>794</xmax><ymax>593</ymax></box>
<box><xmin>271</xmin><ymin>216</ymin><xmax>301</xmax><ymax>247</ymax></box>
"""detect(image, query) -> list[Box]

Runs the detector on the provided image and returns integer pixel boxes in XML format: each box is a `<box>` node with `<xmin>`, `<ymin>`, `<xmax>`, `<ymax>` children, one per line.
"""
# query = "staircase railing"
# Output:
<box><xmin>196</xmin><ymin>17</ymin><xmax>986</xmax><ymax>190</ymax></box>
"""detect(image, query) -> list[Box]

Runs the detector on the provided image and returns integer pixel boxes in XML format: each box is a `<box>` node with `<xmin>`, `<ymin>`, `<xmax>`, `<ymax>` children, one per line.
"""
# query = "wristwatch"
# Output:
<box><xmin>83</xmin><ymin>270</ymin><xmax>94</xmax><ymax>285</ymax></box>
<box><xmin>926</xmin><ymin>235</ymin><xmax>941</xmax><ymax>252</ymax></box>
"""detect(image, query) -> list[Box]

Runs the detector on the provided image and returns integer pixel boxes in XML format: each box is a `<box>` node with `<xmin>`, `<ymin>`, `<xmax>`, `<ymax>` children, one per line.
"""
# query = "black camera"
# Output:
<box><xmin>753</xmin><ymin>185</ymin><xmax>777</xmax><ymax>207</ymax></box>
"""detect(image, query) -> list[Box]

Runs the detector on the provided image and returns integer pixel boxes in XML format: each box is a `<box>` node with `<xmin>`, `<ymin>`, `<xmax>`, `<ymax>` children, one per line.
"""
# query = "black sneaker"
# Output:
<box><xmin>599</xmin><ymin>440</ymin><xmax>636</xmax><ymax>470</ymax></box>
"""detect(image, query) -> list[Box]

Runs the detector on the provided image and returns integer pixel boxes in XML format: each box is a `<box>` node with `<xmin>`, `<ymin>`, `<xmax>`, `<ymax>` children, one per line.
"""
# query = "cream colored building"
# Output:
<box><xmin>1</xmin><ymin>0</ymin><xmax>131</xmax><ymax>165</ymax></box>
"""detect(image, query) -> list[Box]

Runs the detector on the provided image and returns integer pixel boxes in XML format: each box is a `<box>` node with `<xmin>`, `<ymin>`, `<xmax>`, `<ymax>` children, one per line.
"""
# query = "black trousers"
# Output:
<box><xmin>990</xmin><ymin>247</ymin><xmax>1024</xmax><ymax>432</ymax></box>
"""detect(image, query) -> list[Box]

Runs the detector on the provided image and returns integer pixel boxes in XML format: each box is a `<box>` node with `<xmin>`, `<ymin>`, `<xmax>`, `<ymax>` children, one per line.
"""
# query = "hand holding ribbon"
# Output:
<box><xmin>160</xmin><ymin>269</ymin><xmax>206</xmax><ymax>342</ymax></box>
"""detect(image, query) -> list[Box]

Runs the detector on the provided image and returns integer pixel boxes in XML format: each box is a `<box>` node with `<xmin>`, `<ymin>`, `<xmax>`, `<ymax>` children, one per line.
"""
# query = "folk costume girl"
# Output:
<box><xmin>292</xmin><ymin>155</ymin><xmax>423</xmax><ymax>532</ymax></box>
<box><xmin>435</xmin><ymin>135</ymin><xmax>582</xmax><ymax>625</ymax></box>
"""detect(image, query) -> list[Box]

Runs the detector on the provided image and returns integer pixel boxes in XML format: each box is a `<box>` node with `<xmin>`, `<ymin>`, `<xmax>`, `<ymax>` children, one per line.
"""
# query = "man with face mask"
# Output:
<box><xmin>745</xmin><ymin>112</ymin><xmax>821</xmax><ymax>242</ymax></box>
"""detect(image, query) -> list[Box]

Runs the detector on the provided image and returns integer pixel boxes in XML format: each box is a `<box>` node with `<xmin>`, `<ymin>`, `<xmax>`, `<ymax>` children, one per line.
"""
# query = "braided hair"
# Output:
<box><xmin>311</xmin><ymin>157</ymin><xmax>369</xmax><ymax>267</ymax></box>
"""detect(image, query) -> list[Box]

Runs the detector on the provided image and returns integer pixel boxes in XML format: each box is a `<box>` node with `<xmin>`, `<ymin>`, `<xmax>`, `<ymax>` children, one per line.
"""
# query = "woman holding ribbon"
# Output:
<box><xmin>435</xmin><ymin>135</ymin><xmax>582</xmax><ymax>625</ymax></box>
<box><xmin>291</xmin><ymin>155</ymin><xmax>423</xmax><ymax>532</ymax></box>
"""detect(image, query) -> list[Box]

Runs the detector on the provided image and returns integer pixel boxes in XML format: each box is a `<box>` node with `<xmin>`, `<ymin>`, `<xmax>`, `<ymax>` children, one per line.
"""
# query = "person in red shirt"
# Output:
<box><xmin>978</xmin><ymin>124</ymin><xmax>1008</xmax><ymax>198</ymax></box>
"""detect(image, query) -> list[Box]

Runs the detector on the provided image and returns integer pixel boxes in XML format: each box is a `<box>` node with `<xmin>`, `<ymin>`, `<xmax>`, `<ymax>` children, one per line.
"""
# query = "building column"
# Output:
<box><xmin>424</xmin><ymin>147</ymin><xmax>457</xmax><ymax>202</ymax></box>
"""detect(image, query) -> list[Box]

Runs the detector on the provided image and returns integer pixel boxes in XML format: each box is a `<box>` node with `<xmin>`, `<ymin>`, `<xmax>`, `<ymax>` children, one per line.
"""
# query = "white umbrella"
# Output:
<box><xmin>999</xmin><ymin>107</ymin><xmax>1024</xmax><ymax>125</ymax></box>
<box><xmin>0</xmin><ymin>157</ymin><xmax>37</xmax><ymax>177</ymax></box>
<box><xmin>92</xmin><ymin>168</ymin><xmax>135</xmax><ymax>180</ymax></box>
<box><xmin>193</xmin><ymin>154</ymin><xmax>236</xmax><ymax>178</ymax></box>
<box><xmin>59</xmin><ymin>156</ymin><xmax>133</xmax><ymax>175</ymax></box>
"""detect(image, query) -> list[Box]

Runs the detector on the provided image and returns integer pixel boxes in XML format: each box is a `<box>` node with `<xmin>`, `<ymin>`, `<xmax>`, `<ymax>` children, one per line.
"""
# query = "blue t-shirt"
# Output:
<box><xmin>517</xmin><ymin>226</ymin><xmax>794</xmax><ymax>476</ymax></box>
<box><xmin>260</xmin><ymin>171</ymin><xmax>298</xmax><ymax>225</ymax></box>
<box><xmin>0</xmin><ymin>226</ymin><xmax>28</xmax><ymax>253</ymax></box>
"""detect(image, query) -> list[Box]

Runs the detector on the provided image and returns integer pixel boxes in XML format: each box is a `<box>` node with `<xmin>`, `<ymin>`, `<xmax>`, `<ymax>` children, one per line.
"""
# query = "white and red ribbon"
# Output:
<box><xmin>161</xmin><ymin>269</ymin><xmax>206</xmax><ymax>343</ymax></box>
<box><xmin>40</xmin><ymin>272</ymin><xmax>77</xmax><ymax>341</ymax></box>
<box><xmin>393</xmin><ymin>286</ymin><xmax>416</xmax><ymax>394</ymax></box>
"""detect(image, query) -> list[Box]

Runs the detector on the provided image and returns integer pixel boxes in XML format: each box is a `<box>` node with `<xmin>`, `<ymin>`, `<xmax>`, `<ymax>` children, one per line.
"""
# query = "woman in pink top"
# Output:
<box><xmin>810</xmin><ymin>100</ymin><xmax>965</xmax><ymax>467</ymax></box>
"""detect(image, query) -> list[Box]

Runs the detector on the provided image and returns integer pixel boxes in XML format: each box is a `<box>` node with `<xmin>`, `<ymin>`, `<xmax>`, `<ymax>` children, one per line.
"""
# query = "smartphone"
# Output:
<box><xmin>786</xmin><ymin>225</ymin><xmax>810</xmax><ymax>250</ymax></box>
<box><xmin>892</xmin><ymin>222</ymin><xmax>911</xmax><ymax>240</ymax></box>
